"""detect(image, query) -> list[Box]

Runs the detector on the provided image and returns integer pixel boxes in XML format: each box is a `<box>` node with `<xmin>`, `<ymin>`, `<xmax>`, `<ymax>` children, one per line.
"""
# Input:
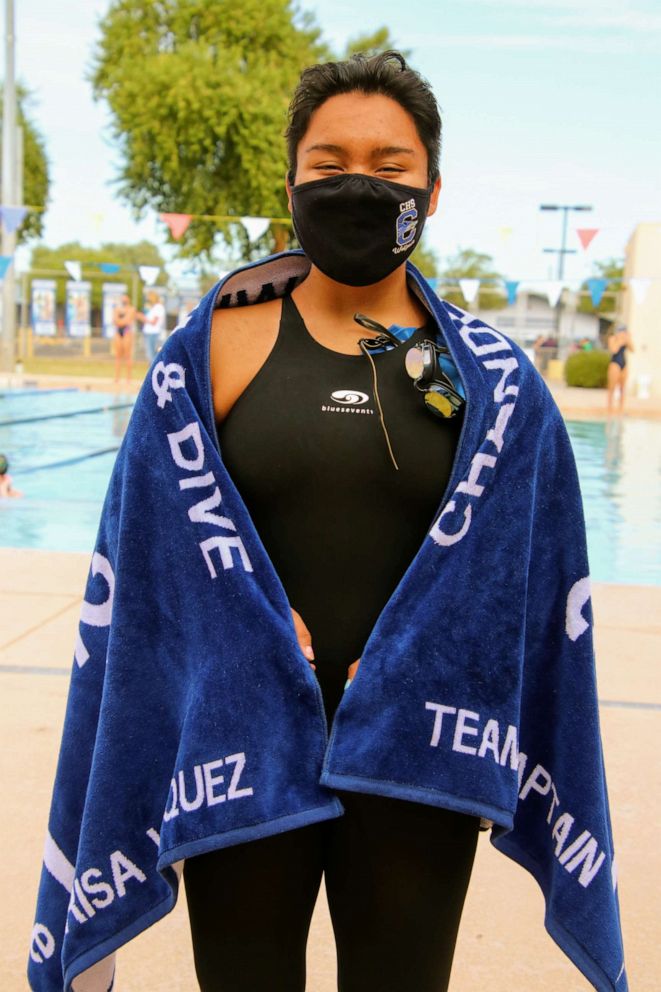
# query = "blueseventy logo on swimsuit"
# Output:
<box><xmin>393</xmin><ymin>198</ymin><xmax>418</xmax><ymax>254</ymax></box>
<box><xmin>322</xmin><ymin>389</ymin><xmax>374</xmax><ymax>415</ymax></box>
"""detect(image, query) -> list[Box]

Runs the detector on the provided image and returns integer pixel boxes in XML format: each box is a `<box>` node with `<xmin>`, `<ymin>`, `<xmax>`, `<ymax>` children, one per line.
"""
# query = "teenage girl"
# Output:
<box><xmin>607</xmin><ymin>323</ymin><xmax>634</xmax><ymax>414</ymax></box>
<box><xmin>113</xmin><ymin>294</ymin><xmax>135</xmax><ymax>384</ymax></box>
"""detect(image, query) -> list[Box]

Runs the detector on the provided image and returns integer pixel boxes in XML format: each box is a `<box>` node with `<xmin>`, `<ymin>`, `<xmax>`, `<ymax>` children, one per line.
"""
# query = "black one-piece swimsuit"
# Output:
<box><xmin>217</xmin><ymin>293</ymin><xmax>462</xmax><ymax>720</ymax></box>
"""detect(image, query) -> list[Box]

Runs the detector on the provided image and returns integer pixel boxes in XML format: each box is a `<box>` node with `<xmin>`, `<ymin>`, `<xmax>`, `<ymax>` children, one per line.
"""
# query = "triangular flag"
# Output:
<box><xmin>0</xmin><ymin>205</ymin><xmax>28</xmax><ymax>234</ymax></box>
<box><xmin>504</xmin><ymin>280</ymin><xmax>519</xmax><ymax>306</ymax></box>
<box><xmin>0</xmin><ymin>255</ymin><xmax>13</xmax><ymax>280</ymax></box>
<box><xmin>577</xmin><ymin>228</ymin><xmax>599</xmax><ymax>251</ymax></box>
<box><xmin>587</xmin><ymin>277</ymin><xmax>607</xmax><ymax>307</ymax></box>
<box><xmin>458</xmin><ymin>278</ymin><xmax>480</xmax><ymax>304</ymax></box>
<box><xmin>139</xmin><ymin>265</ymin><xmax>160</xmax><ymax>286</ymax></box>
<box><xmin>546</xmin><ymin>281</ymin><xmax>564</xmax><ymax>308</ymax></box>
<box><xmin>161</xmin><ymin>212</ymin><xmax>192</xmax><ymax>240</ymax></box>
<box><xmin>629</xmin><ymin>277</ymin><xmax>651</xmax><ymax>305</ymax></box>
<box><xmin>64</xmin><ymin>260</ymin><xmax>82</xmax><ymax>281</ymax></box>
<box><xmin>241</xmin><ymin>216</ymin><xmax>271</xmax><ymax>242</ymax></box>
<box><xmin>99</xmin><ymin>262</ymin><xmax>121</xmax><ymax>275</ymax></box>
<box><xmin>498</xmin><ymin>226</ymin><xmax>513</xmax><ymax>242</ymax></box>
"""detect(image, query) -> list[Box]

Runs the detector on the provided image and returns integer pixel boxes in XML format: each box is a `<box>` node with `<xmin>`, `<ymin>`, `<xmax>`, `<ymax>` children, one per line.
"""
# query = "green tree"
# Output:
<box><xmin>344</xmin><ymin>28</ymin><xmax>410</xmax><ymax>59</ymax></box>
<box><xmin>578</xmin><ymin>258</ymin><xmax>623</xmax><ymax>317</ymax></box>
<box><xmin>0</xmin><ymin>85</ymin><xmax>50</xmax><ymax>242</ymax></box>
<box><xmin>90</xmin><ymin>0</ymin><xmax>328</xmax><ymax>259</ymax></box>
<box><xmin>440</xmin><ymin>247</ymin><xmax>505</xmax><ymax>310</ymax></box>
<box><xmin>29</xmin><ymin>240</ymin><xmax>167</xmax><ymax>310</ymax></box>
<box><xmin>410</xmin><ymin>239</ymin><xmax>439</xmax><ymax>279</ymax></box>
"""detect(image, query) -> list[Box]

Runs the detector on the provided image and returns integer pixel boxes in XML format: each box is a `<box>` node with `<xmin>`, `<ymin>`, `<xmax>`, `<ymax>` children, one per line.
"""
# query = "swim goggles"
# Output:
<box><xmin>404</xmin><ymin>340</ymin><xmax>464</xmax><ymax>419</ymax></box>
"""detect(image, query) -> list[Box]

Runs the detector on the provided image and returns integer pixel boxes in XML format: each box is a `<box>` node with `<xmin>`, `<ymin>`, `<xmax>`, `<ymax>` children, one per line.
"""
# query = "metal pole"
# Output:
<box><xmin>1</xmin><ymin>0</ymin><xmax>17</xmax><ymax>373</ymax></box>
<box><xmin>558</xmin><ymin>207</ymin><xmax>569</xmax><ymax>280</ymax></box>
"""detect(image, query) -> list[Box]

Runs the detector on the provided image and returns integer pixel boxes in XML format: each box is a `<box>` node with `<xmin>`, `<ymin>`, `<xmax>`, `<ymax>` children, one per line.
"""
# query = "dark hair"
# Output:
<box><xmin>285</xmin><ymin>51</ymin><xmax>442</xmax><ymax>183</ymax></box>
<box><xmin>0</xmin><ymin>454</ymin><xmax>8</xmax><ymax>475</ymax></box>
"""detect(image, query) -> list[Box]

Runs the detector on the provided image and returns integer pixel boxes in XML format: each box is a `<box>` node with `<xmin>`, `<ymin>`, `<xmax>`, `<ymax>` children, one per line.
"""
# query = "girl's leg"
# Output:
<box><xmin>618</xmin><ymin>367</ymin><xmax>628</xmax><ymax>412</ymax></box>
<box><xmin>606</xmin><ymin>362</ymin><xmax>618</xmax><ymax>414</ymax></box>
<box><xmin>325</xmin><ymin>792</ymin><xmax>479</xmax><ymax>992</ymax></box>
<box><xmin>183</xmin><ymin>823</ymin><xmax>325</xmax><ymax>992</ymax></box>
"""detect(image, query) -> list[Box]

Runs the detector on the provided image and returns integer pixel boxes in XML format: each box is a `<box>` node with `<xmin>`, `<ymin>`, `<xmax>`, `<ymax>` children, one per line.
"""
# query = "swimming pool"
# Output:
<box><xmin>1</xmin><ymin>389</ymin><xmax>659</xmax><ymax>585</ymax></box>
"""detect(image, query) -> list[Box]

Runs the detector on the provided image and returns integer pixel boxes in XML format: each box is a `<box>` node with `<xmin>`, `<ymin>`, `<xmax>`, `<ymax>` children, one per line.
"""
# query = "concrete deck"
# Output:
<box><xmin>2</xmin><ymin>370</ymin><xmax>661</xmax><ymax>419</ymax></box>
<box><xmin>1</xmin><ymin>548</ymin><xmax>659</xmax><ymax>990</ymax></box>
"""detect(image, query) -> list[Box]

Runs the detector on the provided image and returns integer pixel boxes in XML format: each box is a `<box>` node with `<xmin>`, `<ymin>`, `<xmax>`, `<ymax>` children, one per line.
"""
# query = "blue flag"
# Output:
<box><xmin>504</xmin><ymin>280</ymin><xmax>519</xmax><ymax>306</ymax></box>
<box><xmin>0</xmin><ymin>205</ymin><xmax>28</xmax><ymax>233</ymax></box>
<box><xmin>587</xmin><ymin>277</ymin><xmax>607</xmax><ymax>307</ymax></box>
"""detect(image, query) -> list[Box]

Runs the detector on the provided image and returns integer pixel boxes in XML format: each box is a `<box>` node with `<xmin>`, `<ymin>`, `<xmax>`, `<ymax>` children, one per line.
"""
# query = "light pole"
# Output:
<box><xmin>1</xmin><ymin>0</ymin><xmax>18</xmax><ymax>373</ymax></box>
<box><xmin>539</xmin><ymin>203</ymin><xmax>592</xmax><ymax>343</ymax></box>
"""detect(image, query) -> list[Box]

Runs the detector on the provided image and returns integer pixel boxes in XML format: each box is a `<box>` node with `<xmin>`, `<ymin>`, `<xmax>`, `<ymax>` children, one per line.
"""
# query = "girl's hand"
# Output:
<box><xmin>291</xmin><ymin>607</ymin><xmax>315</xmax><ymax>669</ymax></box>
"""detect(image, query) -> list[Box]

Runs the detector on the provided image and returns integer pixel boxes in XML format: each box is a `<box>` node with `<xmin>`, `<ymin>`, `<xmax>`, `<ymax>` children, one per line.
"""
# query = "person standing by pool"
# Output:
<box><xmin>136</xmin><ymin>289</ymin><xmax>167</xmax><ymax>363</ymax></box>
<box><xmin>112</xmin><ymin>293</ymin><xmax>136</xmax><ymax>384</ymax></box>
<box><xmin>607</xmin><ymin>322</ymin><xmax>635</xmax><ymax>414</ymax></box>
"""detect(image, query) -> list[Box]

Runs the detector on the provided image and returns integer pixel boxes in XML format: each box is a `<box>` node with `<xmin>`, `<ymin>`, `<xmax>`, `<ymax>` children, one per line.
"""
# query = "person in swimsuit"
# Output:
<box><xmin>182</xmin><ymin>52</ymin><xmax>479</xmax><ymax>992</ymax></box>
<box><xmin>112</xmin><ymin>293</ymin><xmax>135</xmax><ymax>384</ymax></box>
<box><xmin>0</xmin><ymin>453</ymin><xmax>23</xmax><ymax>498</ymax></box>
<box><xmin>607</xmin><ymin>322</ymin><xmax>634</xmax><ymax>414</ymax></box>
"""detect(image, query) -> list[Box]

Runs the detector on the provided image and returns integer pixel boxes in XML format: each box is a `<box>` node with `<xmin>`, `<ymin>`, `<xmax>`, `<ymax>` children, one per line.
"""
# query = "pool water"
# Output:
<box><xmin>1</xmin><ymin>389</ymin><xmax>659</xmax><ymax>585</ymax></box>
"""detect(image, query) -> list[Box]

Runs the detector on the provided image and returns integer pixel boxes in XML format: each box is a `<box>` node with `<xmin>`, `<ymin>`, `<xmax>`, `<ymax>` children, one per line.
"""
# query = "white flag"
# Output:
<box><xmin>64</xmin><ymin>260</ymin><xmax>81</xmax><ymax>281</ymax></box>
<box><xmin>546</xmin><ymin>281</ymin><xmax>564</xmax><ymax>308</ymax></box>
<box><xmin>139</xmin><ymin>265</ymin><xmax>160</xmax><ymax>286</ymax></box>
<box><xmin>629</xmin><ymin>277</ymin><xmax>651</xmax><ymax>305</ymax></box>
<box><xmin>241</xmin><ymin>216</ymin><xmax>271</xmax><ymax>242</ymax></box>
<box><xmin>458</xmin><ymin>278</ymin><xmax>480</xmax><ymax>304</ymax></box>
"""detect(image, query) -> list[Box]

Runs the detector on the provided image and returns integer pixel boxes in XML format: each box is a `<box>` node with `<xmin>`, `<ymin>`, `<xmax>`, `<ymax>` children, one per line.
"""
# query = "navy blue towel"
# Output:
<box><xmin>28</xmin><ymin>253</ymin><xmax>627</xmax><ymax>991</ymax></box>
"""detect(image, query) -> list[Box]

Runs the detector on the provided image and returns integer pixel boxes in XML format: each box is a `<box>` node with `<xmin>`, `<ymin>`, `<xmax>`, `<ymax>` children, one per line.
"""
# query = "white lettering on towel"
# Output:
<box><xmin>430</xmin><ymin>309</ymin><xmax>520</xmax><ymax>548</ymax></box>
<box><xmin>424</xmin><ymin>697</ymin><xmax>608</xmax><ymax>890</ymax></box>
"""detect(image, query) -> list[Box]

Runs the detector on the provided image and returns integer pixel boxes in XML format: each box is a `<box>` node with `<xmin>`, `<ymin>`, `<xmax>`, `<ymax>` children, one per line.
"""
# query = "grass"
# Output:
<box><xmin>22</xmin><ymin>357</ymin><xmax>150</xmax><ymax>378</ymax></box>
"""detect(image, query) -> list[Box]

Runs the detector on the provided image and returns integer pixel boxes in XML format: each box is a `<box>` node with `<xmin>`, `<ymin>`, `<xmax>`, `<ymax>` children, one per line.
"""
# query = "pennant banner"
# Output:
<box><xmin>0</xmin><ymin>255</ymin><xmax>12</xmax><ymax>280</ymax></box>
<box><xmin>546</xmin><ymin>281</ymin><xmax>564</xmax><ymax>308</ymax></box>
<box><xmin>64</xmin><ymin>260</ymin><xmax>82</xmax><ymax>282</ymax></box>
<box><xmin>161</xmin><ymin>212</ymin><xmax>193</xmax><ymax>240</ymax></box>
<box><xmin>0</xmin><ymin>205</ymin><xmax>28</xmax><ymax>234</ymax></box>
<box><xmin>504</xmin><ymin>280</ymin><xmax>519</xmax><ymax>306</ymax></box>
<box><xmin>99</xmin><ymin>262</ymin><xmax>121</xmax><ymax>275</ymax></box>
<box><xmin>629</xmin><ymin>277</ymin><xmax>651</xmax><ymax>305</ymax></box>
<box><xmin>139</xmin><ymin>265</ymin><xmax>160</xmax><ymax>286</ymax></box>
<box><xmin>241</xmin><ymin>216</ymin><xmax>271</xmax><ymax>242</ymax></box>
<box><xmin>498</xmin><ymin>226</ymin><xmax>513</xmax><ymax>243</ymax></box>
<box><xmin>587</xmin><ymin>277</ymin><xmax>607</xmax><ymax>307</ymax></box>
<box><xmin>576</xmin><ymin>228</ymin><xmax>599</xmax><ymax>251</ymax></box>
<box><xmin>66</xmin><ymin>281</ymin><xmax>92</xmax><ymax>338</ymax></box>
<box><xmin>458</xmin><ymin>278</ymin><xmax>480</xmax><ymax>304</ymax></box>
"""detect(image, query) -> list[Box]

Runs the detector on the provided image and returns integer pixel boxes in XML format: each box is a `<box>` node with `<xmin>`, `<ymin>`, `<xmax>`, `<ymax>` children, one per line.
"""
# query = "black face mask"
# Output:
<box><xmin>290</xmin><ymin>173</ymin><xmax>433</xmax><ymax>287</ymax></box>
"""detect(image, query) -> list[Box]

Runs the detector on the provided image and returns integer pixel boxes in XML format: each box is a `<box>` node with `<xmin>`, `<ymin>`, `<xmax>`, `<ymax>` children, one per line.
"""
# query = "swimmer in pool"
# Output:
<box><xmin>0</xmin><ymin>454</ymin><xmax>23</xmax><ymax>498</ymax></box>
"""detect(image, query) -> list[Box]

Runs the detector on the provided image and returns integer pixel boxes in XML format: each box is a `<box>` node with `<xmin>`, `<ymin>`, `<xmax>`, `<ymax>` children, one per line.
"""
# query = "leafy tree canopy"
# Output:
<box><xmin>90</xmin><ymin>2</ymin><xmax>409</xmax><ymax>260</ymax></box>
<box><xmin>0</xmin><ymin>84</ymin><xmax>50</xmax><ymax>242</ymax></box>
<box><xmin>344</xmin><ymin>27</ymin><xmax>409</xmax><ymax>60</ymax></box>
<box><xmin>440</xmin><ymin>247</ymin><xmax>505</xmax><ymax>310</ymax></box>
<box><xmin>90</xmin><ymin>0</ymin><xmax>328</xmax><ymax>258</ymax></box>
<box><xmin>29</xmin><ymin>240</ymin><xmax>167</xmax><ymax>308</ymax></box>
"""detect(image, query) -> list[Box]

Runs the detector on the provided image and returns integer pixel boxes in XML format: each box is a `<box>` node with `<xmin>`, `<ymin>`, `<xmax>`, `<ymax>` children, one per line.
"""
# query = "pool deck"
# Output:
<box><xmin>2</xmin><ymin>369</ymin><xmax>661</xmax><ymax>419</ymax></box>
<box><xmin>2</xmin><ymin>374</ymin><xmax>660</xmax><ymax>989</ymax></box>
<box><xmin>2</xmin><ymin>554</ymin><xmax>660</xmax><ymax>990</ymax></box>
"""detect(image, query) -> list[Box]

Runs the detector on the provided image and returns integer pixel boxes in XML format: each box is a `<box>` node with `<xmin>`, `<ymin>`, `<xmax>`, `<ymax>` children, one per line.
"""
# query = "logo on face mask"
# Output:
<box><xmin>393</xmin><ymin>198</ymin><xmax>419</xmax><ymax>254</ymax></box>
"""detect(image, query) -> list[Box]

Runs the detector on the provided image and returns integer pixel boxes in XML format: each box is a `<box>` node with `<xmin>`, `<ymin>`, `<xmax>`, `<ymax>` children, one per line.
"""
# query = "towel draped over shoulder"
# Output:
<box><xmin>28</xmin><ymin>253</ymin><xmax>627</xmax><ymax>991</ymax></box>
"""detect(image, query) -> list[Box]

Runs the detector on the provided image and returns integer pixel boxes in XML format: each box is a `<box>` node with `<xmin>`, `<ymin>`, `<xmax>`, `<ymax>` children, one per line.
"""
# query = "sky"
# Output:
<box><xmin>4</xmin><ymin>0</ymin><xmax>661</xmax><ymax>288</ymax></box>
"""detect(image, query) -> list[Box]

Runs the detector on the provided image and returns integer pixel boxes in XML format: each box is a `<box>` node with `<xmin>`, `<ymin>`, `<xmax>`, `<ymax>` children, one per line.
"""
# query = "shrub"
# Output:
<box><xmin>564</xmin><ymin>350</ymin><xmax>611</xmax><ymax>388</ymax></box>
